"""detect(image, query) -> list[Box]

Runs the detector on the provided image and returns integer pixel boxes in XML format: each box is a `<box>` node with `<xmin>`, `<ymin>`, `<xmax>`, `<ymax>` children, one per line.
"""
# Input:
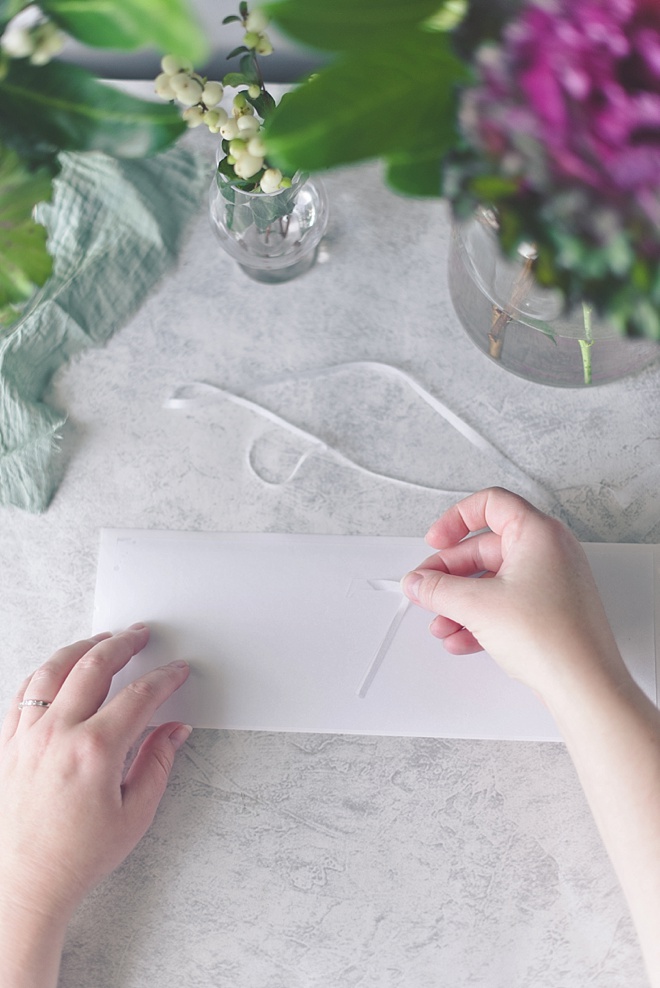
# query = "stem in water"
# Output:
<box><xmin>579</xmin><ymin>302</ymin><xmax>593</xmax><ymax>385</ymax></box>
<box><xmin>488</xmin><ymin>255</ymin><xmax>534</xmax><ymax>359</ymax></box>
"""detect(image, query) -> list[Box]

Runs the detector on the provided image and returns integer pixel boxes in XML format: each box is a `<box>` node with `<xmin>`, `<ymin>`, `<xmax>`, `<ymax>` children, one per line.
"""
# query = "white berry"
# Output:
<box><xmin>183</xmin><ymin>105</ymin><xmax>205</xmax><ymax>127</ymax></box>
<box><xmin>219</xmin><ymin>118</ymin><xmax>240</xmax><ymax>140</ymax></box>
<box><xmin>229</xmin><ymin>138</ymin><xmax>248</xmax><ymax>157</ymax></box>
<box><xmin>260</xmin><ymin>168</ymin><xmax>283</xmax><ymax>193</ymax></box>
<box><xmin>172</xmin><ymin>75</ymin><xmax>204</xmax><ymax>106</ymax></box>
<box><xmin>237</xmin><ymin>114</ymin><xmax>260</xmax><ymax>136</ymax></box>
<box><xmin>234</xmin><ymin>154</ymin><xmax>264</xmax><ymax>179</ymax></box>
<box><xmin>202</xmin><ymin>81</ymin><xmax>224</xmax><ymax>106</ymax></box>
<box><xmin>154</xmin><ymin>72</ymin><xmax>176</xmax><ymax>100</ymax></box>
<box><xmin>247</xmin><ymin>135</ymin><xmax>266</xmax><ymax>157</ymax></box>
<box><xmin>1</xmin><ymin>27</ymin><xmax>35</xmax><ymax>58</ymax></box>
<box><xmin>255</xmin><ymin>34</ymin><xmax>273</xmax><ymax>56</ymax></box>
<box><xmin>204</xmin><ymin>108</ymin><xmax>228</xmax><ymax>131</ymax></box>
<box><xmin>161</xmin><ymin>54</ymin><xmax>193</xmax><ymax>75</ymax></box>
<box><xmin>246</xmin><ymin>9</ymin><xmax>269</xmax><ymax>33</ymax></box>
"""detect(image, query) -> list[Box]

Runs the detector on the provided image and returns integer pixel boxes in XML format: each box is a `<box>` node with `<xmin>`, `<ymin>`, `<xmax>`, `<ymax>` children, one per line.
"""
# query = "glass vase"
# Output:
<box><xmin>448</xmin><ymin>208</ymin><xmax>660</xmax><ymax>387</ymax></box>
<box><xmin>208</xmin><ymin>170</ymin><xmax>329</xmax><ymax>284</ymax></box>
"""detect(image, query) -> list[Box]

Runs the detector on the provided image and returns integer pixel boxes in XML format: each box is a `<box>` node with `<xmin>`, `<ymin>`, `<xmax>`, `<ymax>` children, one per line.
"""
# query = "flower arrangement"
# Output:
<box><xmin>260</xmin><ymin>0</ymin><xmax>660</xmax><ymax>340</ymax></box>
<box><xmin>155</xmin><ymin>2</ymin><xmax>298</xmax><ymax>240</ymax></box>
<box><xmin>0</xmin><ymin>0</ymin><xmax>206</xmax><ymax>327</ymax></box>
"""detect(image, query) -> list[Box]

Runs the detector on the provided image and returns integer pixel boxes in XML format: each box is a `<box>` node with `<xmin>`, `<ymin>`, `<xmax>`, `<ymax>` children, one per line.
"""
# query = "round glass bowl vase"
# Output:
<box><xmin>209</xmin><ymin>170</ymin><xmax>329</xmax><ymax>284</ymax></box>
<box><xmin>448</xmin><ymin>209</ymin><xmax>660</xmax><ymax>387</ymax></box>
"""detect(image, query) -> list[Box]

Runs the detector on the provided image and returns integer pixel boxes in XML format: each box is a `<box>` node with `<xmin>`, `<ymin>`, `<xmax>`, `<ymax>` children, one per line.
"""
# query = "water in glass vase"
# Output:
<box><xmin>209</xmin><ymin>170</ymin><xmax>329</xmax><ymax>284</ymax></box>
<box><xmin>448</xmin><ymin>209</ymin><xmax>660</xmax><ymax>387</ymax></box>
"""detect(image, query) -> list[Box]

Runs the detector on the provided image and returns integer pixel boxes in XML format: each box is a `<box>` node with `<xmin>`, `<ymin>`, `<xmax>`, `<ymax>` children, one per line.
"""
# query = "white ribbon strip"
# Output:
<box><xmin>356</xmin><ymin>580</ymin><xmax>411</xmax><ymax>698</ymax></box>
<box><xmin>165</xmin><ymin>361</ymin><xmax>558</xmax><ymax>512</ymax></box>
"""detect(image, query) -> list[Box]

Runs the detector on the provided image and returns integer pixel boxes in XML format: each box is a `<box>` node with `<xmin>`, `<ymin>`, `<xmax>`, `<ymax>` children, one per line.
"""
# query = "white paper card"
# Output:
<box><xmin>93</xmin><ymin>531</ymin><xmax>659</xmax><ymax>741</ymax></box>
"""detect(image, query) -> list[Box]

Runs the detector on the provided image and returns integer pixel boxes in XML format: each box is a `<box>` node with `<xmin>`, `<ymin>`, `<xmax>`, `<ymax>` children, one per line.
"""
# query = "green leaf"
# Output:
<box><xmin>227</xmin><ymin>45</ymin><xmax>250</xmax><ymax>59</ymax></box>
<box><xmin>522</xmin><ymin>314</ymin><xmax>557</xmax><ymax>343</ymax></box>
<box><xmin>386</xmin><ymin>148</ymin><xmax>446</xmax><ymax>197</ymax></box>
<box><xmin>222</xmin><ymin>14</ymin><xmax>242</xmax><ymax>23</ymax></box>
<box><xmin>266</xmin><ymin>0</ymin><xmax>451</xmax><ymax>50</ymax></box>
<box><xmin>265</xmin><ymin>31</ymin><xmax>469</xmax><ymax>173</ymax></box>
<box><xmin>249</xmin><ymin>185</ymin><xmax>297</xmax><ymax>231</ymax></box>
<box><xmin>0</xmin><ymin>143</ymin><xmax>53</xmax><ymax>320</ymax></box>
<box><xmin>0</xmin><ymin>60</ymin><xmax>186</xmax><ymax>157</ymax></box>
<box><xmin>469</xmin><ymin>175</ymin><xmax>520</xmax><ymax>199</ymax></box>
<box><xmin>222</xmin><ymin>71</ymin><xmax>248</xmax><ymax>87</ymax></box>
<box><xmin>42</xmin><ymin>0</ymin><xmax>207</xmax><ymax>60</ymax></box>
<box><xmin>239</xmin><ymin>52</ymin><xmax>260</xmax><ymax>83</ymax></box>
<box><xmin>226</xmin><ymin>201</ymin><xmax>254</xmax><ymax>234</ymax></box>
<box><xmin>247</xmin><ymin>89</ymin><xmax>276</xmax><ymax>120</ymax></box>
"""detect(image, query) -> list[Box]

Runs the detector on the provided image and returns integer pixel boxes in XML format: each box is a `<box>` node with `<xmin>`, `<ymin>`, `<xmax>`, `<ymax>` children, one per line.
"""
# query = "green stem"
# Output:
<box><xmin>579</xmin><ymin>302</ymin><xmax>594</xmax><ymax>386</ymax></box>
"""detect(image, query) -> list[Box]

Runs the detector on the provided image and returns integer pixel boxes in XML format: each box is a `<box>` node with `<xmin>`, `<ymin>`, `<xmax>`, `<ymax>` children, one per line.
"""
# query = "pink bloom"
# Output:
<box><xmin>461</xmin><ymin>0</ymin><xmax>660</xmax><ymax>231</ymax></box>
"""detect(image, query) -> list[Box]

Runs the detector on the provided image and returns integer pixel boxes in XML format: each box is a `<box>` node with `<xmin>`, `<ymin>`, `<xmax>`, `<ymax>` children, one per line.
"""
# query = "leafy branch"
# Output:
<box><xmin>0</xmin><ymin>0</ymin><xmax>207</xmax><ymax>326</ymax></box>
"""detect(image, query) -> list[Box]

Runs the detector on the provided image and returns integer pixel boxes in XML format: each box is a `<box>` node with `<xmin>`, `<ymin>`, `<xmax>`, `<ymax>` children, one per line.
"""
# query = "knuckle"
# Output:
<box><xmin>126</xmin><ymin>677</ymin><xmax>158</xmax><ymax>702</ymax></box>
<box><xmin>13</xmin><ymin>675</ymin><xmax>32</xmax><ymax>702</ymax></box>
<box><xmin>29</xmin><ymin>661</ymin><xmax>58</xmax><ymax>685</ymax></box>
<box><xmin>76</xmin><ymin>648</ymin><xmax>109</xmax><ymax>672</ymax></box>
<box><xmin>78</xmin><ymin>725</ymin><xmax>111</xmax><ymax>764</ymax></box>
<box><xmin>419</xmin><ymin>570</ymin><xmax>445</xmax><ymax>606</ymax></box>
<box><xmin>151</xmin><ymin>746</ymin><xmax>174</xmax><ymax>782</ymax></box>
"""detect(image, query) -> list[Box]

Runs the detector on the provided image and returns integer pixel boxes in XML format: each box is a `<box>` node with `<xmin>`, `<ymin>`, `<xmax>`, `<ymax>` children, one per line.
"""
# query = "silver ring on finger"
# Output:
<box><xmin>18</xmin><ymin>699</ymin><xmax>52</xmax><ymax>710</ymax></box>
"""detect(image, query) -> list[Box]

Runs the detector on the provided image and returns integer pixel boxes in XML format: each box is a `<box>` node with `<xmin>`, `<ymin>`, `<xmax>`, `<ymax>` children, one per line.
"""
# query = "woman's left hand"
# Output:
<box><xmin>0</xmin><ymin>624</ymin><xmax>190</xmax><ymax>927</ymax></box>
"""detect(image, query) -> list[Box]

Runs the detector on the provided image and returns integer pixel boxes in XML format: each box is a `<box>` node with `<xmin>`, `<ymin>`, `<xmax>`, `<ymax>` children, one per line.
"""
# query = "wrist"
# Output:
<box><xmin>541</xmin><ymin>644</ymin><xmax>641</xmax><ymax>734</ymax></box>
<box><xmin>0</xmin><ymin>892</ymin><xmax>69</xmax><ymax>988</ymax></box>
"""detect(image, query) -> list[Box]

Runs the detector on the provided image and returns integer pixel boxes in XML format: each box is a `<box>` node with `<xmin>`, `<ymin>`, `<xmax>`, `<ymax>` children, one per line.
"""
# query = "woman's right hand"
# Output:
<box><xmin>400</xmin><ymin>487</ymin><xmax>630</xmax><ymax>704</ymax></box>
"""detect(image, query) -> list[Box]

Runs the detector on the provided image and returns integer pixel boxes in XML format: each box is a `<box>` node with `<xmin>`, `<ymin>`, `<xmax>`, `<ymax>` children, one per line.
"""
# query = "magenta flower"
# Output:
<box><xmin>460</xmin><ymin>0</ymin><xmax>660</xmax><ymax>231</ymax></box>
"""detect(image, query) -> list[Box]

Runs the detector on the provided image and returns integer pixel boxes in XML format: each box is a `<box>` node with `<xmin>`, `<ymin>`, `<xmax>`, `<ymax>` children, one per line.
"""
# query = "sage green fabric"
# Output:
<box><xmin>0</xmin><ymin>146</ymin><xmax>207</xmax><ymax>513</ymax></box>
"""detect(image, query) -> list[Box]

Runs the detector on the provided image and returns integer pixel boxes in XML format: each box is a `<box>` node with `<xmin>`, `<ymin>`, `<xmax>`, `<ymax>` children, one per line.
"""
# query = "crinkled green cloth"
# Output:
<box><xmin>0</xmin><ymin>146</ymin><xmax>207</xmax><ymax>513</ymax></box>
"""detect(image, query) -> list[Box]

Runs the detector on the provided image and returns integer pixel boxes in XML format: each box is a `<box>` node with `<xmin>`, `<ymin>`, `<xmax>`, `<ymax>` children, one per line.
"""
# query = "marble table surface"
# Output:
<box><xmin>1</xmin><ymin>88</ymin><xmax>660</xmax><ymax>987</ymax></box>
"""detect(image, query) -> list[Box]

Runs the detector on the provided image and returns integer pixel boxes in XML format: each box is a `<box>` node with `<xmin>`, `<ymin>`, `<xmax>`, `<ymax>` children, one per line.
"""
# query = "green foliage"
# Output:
<box><xmin>264</xmin><ymin>0</ymin><xmax>449</xmax><ymax>51</ymax></box>
<box><xmin>222</xmin><ymin>71</ymin><xmax>248</xmax><ymax>87</ymax></box>
<box><xmin>264</xmin><ymin>0</ymin><xmax>470</xmax><ymax>197</ymax></box>
<box><xmin>217</xmin><ymin>166</ymin><xmax>300</xmax><ymax>234</ymax></box>
<box><xmin>42</xmin><ymin>0</ymin><xmax>207</xmax><ymax>60</ymax></box>
<box><xmin>246</xmin><ymin>88</ymin><xmax>276</xmax><ymax>120</ymax></box>
<box><xmin>264</xmin><ymin>30</ymin><xmax>470</xmax><ymax>185</ymax></box>
<box><xmin>249</xmin><ymin>181</ymin><xmax>298</xmax><ymax>232</ymax></box>
<box><xmin>264</xmin><ymin>0</ymin><xmax>659</xmax><ymax>338</ymax></box>
<box><xmin>0</xmin><ymin>60</ymin><xmax>187</xmax><ymax>159</ymax></box>
<box><xmin>386</xmin><ymin>148</ymin><xmax>448</xmax><ymax>198</ymax></box>
<box><xmin>0</xmin><ymin>0</ymin><xmax>205</xmax><ymax>325</ymax></box>
<box><xmin>0</xmin><ymin>144</ymin><xmax>53</xmax><ymax>314</ymax></box>
<box><xmin>448</xmin><ymin>154</ymin><xmax>660</xmax><ymax>339</ymax></box>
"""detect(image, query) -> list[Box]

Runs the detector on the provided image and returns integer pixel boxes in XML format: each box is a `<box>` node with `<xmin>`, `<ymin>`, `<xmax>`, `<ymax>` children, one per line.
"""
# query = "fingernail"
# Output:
<box><xmin>401</xmin><ymin>572</ymin><xmax>423</xmax><ymax>603</ymax></box>
<box><xmin>129</xmin><ymin>622</ymin><xmax>147</xmax><ymax>631</ymax></box>
<box><xmin>168</xmin><ymin>659</ymin><xmax>189</xmax><ymax>669</ymax></box>
<box><xmin>169</xmin><ymin>724</ymin><xmax>192</xmax><ymax>750</ymax></box>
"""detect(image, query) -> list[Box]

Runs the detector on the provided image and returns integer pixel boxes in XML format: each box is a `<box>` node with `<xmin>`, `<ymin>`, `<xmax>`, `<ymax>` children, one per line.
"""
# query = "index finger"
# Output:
<box><xmin>92</xmin><ymin>659</ymin><xmax>190</xmax><ymax>752</ymax></box>
<box><xmin>425</xmin><ymin>487</ymin><xmax>537</xmax><ymax>549</ymax></box>
<box><xmin>52</xmin><ymin>625</ymin><xmax>150</xmax><ymax>723</ymax></box>
<box><xmin>416</xmin><ymin>530</ymin><xmax>503</xmax><ymax>578</ymax></box>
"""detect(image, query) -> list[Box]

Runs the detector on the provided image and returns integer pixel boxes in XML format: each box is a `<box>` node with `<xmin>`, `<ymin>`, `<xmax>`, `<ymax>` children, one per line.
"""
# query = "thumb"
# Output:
<box><xmin>122</xmin><ymin>722</ymin><xmax>192</xmax><ymax>823</ymax></box>
<box><xmin>401</xmin><ymin>568</ymin><xmax>496</xmax><ymax>631</ymax></box>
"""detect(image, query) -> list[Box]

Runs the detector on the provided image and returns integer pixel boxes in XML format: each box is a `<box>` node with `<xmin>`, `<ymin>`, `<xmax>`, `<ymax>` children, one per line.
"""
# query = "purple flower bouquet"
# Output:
<box><xmin>266</xmin><ymin>0</ymin><xmax>660</xmax><ymax>342</ymax></box>
<box><xmin>448</xmin><ymin>0</ymin><xmax>660</xmax><ymax>339</ymax></box>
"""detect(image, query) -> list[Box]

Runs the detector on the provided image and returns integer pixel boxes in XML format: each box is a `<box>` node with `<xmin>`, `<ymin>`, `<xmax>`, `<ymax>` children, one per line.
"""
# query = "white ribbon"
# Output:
<box><xmin>165</xmin><ymin>361</ymin><xmax>559</xmax><ymax>512</ymax></box>
<box><xmin>166</xmin><ymin>362</ymin><xmax>565</xmax><ymax>696</ymax></box>
<box><xmin>355</xmin><ymin>580</ymin><xmax>411</xmax><ymax>698</ymax></box>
